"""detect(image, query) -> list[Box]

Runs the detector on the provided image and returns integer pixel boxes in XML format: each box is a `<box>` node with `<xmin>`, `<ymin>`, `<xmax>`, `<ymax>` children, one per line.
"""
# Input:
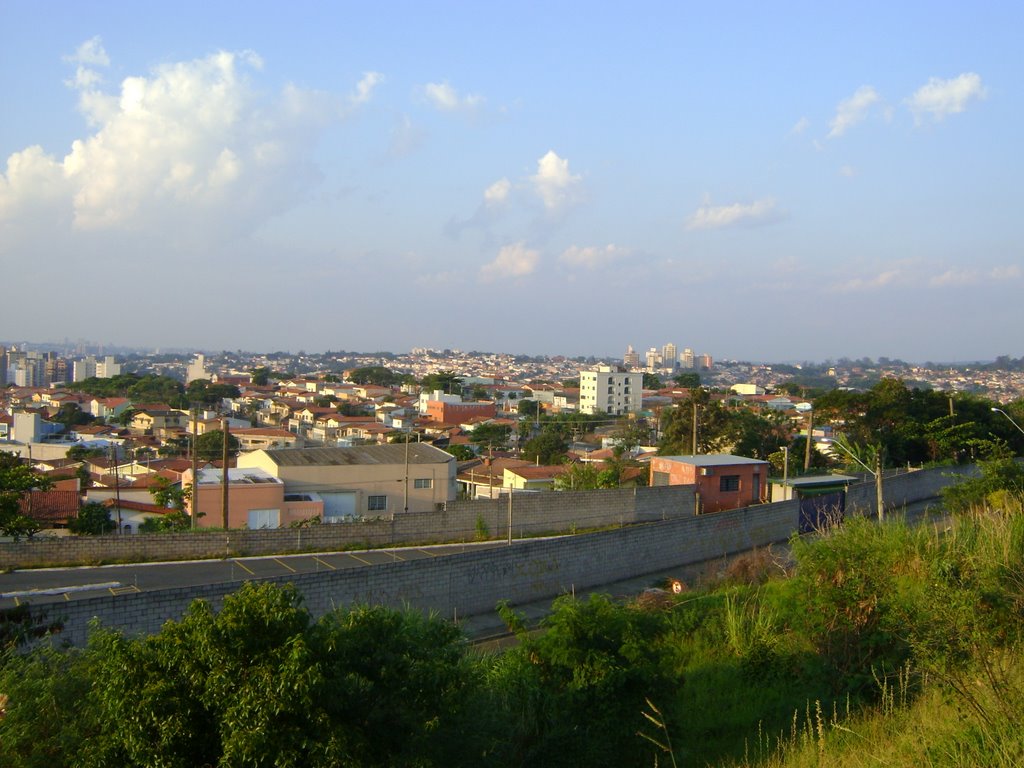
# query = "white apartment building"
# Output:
<box><xmin>579</xmin><ymin>366</ymin><xmax>644</xmax><ymax>416</ymax></box>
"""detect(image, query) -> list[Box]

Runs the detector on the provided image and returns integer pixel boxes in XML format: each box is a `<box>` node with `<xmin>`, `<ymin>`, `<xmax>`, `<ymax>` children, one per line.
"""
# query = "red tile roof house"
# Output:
<box><xmin>20</xmin><ymin>490</ymin><xmax>80</xmax><ymax>530</ymax></box>
<box><xmin>648</xmin><ymin>454</ymin><xmax>770</xmax><ymax>513</ymax></box>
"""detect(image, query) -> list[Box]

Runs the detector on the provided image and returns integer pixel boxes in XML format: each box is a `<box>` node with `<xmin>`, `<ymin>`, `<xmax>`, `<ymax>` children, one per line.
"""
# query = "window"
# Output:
<box><xmin>368</xmin><ymin>495</ymin><xmax>387</xmax><ymax>511</ymax></box>
<box><xmin>719</xmin><ymin>475</ymin><xmax>741</xmax><ymax>492</ymax></box>
<box><xmin>413</xmin><ymin>478</ymin><xmax>432</xmax><ymax>489</ymax></box>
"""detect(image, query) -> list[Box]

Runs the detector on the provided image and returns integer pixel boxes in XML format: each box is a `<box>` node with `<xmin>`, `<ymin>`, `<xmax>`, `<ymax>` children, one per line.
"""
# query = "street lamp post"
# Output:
<box><xmin>991</xmin><ymin>407</ymin><xmax>1024</xmax><ymax>437</ymax></box>
<box><xmin>830</xmin><ymin>438</ymin><xmax>885</xmax><ymax>522</ymax></box>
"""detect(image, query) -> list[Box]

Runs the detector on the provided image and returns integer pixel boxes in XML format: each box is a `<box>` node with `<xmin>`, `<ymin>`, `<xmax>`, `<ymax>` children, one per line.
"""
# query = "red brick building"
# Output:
<box><xmin>425</xmin><ymin>400</ymin><xmax>496</xmax><ymax>424</ymax></box>
<box><xmin>649</xmin><ymin>454</ymin><xmax>769</xmax><ymax>513</ymax></box>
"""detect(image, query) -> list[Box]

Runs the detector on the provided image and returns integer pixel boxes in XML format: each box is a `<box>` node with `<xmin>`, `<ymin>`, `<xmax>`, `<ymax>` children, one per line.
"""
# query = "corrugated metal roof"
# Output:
<box><xmin>261</xmin><ymin>443</ymin><xmax>452</xmax><ymax>467</ymax></box>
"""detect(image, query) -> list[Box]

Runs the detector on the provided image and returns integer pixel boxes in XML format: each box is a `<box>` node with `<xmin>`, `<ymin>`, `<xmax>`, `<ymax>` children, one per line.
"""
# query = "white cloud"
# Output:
<box><xmin>830</xmin><ymin>269</ymin><xmax>901</xmax><ymax>293</ymax></box>
<box><xmin>839</xmin><ymin>165</ymin><xmax>857</xmax><ymax>177</ymax></box>
<box><xmin>907</xmin><ymin>73</ymin><xmax>986</xmax><ymax>123</ymax></box>
<box><xmin>424</xmin><ymin>81</ymin><xmax>483</xmax><ymax>112</ymax></box>
<box><xmin>63</xmin><ymin>36</ymin><xmax>111</xmax><ymax>91</ymax></box>
<box><xmin>483</xmin><ymin>177</ymin><xmax>510</xmax><ymax>206</ymax></box>
<box><xmin>790</xmin><ymin>116</ymin><xmax>809</xmax><ymax>135</ymax></box>
<box><xmin>685</xmin><ymin>197</ymin><xmax>780</xmax><ymax>230</ymax></box>
<box><xmin>66</xmin><ymin>36</ymin><xmax>110</xmax><ymax>67</ymax></box>
<box><xmin>990</xmin><ymin>265</ymin><xmax>1022</xmax><ymax>280</ymax></box>
<box><xmin>560</xmin><ymin>243</ymin><xmax>628</xmax><ymax>268</ymax></box>
<box><xmin>352</xmin><ymin>71</ymin><xmax>384</xmax><ymax>104</ymax></box>
<box><xmin>531</xmin><ymin>150</ymin><xmax>580</xmax><ymax>211</ymax></box>
<box><xmin>828</xmin><ymin>85</ymin><xmax>880</xmax><ymax>138</ymax></box>
<box><xmin>1</xmin><ymin>45</ymin><xmax>334</xmax><ymax>239</ymax></box>
<box><xmin>479</xmin><ymin>242</ymin><xmax>539</xmax><ymax>281</ymax></box>
<box><xmin>929</xmin><ymin>268</ymin><xmax>978</xmax><ymax>287</ymax></box>
<box><xmin>930</xmin><ymin>264</ymin><xmax>1021</xmax><ymax>286</ymax></box>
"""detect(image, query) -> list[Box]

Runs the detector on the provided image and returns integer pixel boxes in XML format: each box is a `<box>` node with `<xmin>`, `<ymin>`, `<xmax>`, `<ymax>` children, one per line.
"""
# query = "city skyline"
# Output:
<box><xmin>2</xmin><ymin>3</ymin><xmax>1021</xmax><ymax>362</ymax></box>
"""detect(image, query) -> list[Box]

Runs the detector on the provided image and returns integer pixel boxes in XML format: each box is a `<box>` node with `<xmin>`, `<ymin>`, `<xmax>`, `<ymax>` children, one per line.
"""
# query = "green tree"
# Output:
<box><xmin>517</xmin><ymin>399</ymin><xmax>541</xmax><ymax>417</ymax></box>
<box><xmin>521</xmin><ymin>430</ymin><xmax>569</xmax><ymax>465</ymax></box>
<box><xmin>420</xmin><ymin>370</ymin><xmax>463</xmax><ymax>394</ymax></box>
<box><xmin>0</xmin><ymin>451</ymin><xmax>52</xmax><ymax>537</ymax></box>
<box><xmin>80</xmin><ymin>583</ymin><xmax>479</xmax><ymax>767</ymax></box>
<box><xmin>491</xmin><ymin>594</ymin><xmax>678</xmax><ymax>767</ymax></box>
<box><xmin>444</xmin><ymin>444</ymin><xmax>477</xmax><ymax>461</ymax></box>
<box><xmin>185</xmin><ymin>379</ymin><xmax>241</xmax><ymax>406</ymax></box>
<box><xmin>53</xmin><ymin>403</ymin><xmax>95</xmax><ymax>431</ymax></box>
<box><xmin>249</xmin><ymin>366</ymin><xmax>270</xmax><ymax>386</ymax></box>
<box><xmin>194</xmin><ymin>430</ymin><xmax>240</xmax><ymax>462</ymax></box>
<box><xmin>348</xmin><ymin>366</ymin><xmax>402</xmax><ymax>386</ymax></box>
<box><xmin>469</xmin><ymin>422</ymin><xmax>512</xmax><ymax>450</ymax></box>
<box><xmin>68</xmin><ymin>501</ymin><xmax>115</xmax><ymax>535</ymax></box>
<box><xmin>658</xmin><ymin>389</ymin><xmax>734</xmax><ymax>455</ymax></box>
<box><xmin>672</xmin><ymin>372</ymin><xmax>701</xmax><ymax>388</ymax></box>
<box><xmin>642</xmin><ymin>373</ymin><xmax>662</xmax><ymax>389</ymax></box>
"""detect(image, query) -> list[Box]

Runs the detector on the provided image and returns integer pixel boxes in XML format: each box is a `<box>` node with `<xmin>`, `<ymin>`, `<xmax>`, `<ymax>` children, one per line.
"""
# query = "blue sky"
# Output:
<box><xmin>1</xmin><ymin>2</ymin><xmax>1019</xmax><ymax>362</ymax></box>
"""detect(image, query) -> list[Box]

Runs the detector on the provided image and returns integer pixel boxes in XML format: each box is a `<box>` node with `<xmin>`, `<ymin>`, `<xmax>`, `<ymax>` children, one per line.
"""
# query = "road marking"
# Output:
<box><xmin>312</xmin><ymin>556</ymin><xmax>336</xmax><ymax>570</ymax></box>
<box><xmin>109</xmin><ymin>585</ymin><xmax>140</xmax><ymax>596</ymax></box>
<box><xmin>1</xmin><ymin>582</ymin><xmax>123</xmax><ymax>599</ymax></box>
<box><xmin>389</xmin><ymin>550</ymin><xmax>406</xmax><ymax>561</ymax></box>
<box><xmin>232</xmin><ymin>560</ymin><xmax>255</xmax><ymax>575</ymax></box>
<box><xmin>273</xmin><ymin>558</ymin><xmax>296</xmax><ymax>573</ymax></box>
<box><xmin>347</xmin><ymin>553</ymin><xmax>373</xmax><ymax>566</ymax></box>
<box><xmin>415</xmin><ymin>549</ymin><xmax>438</xmax><ymax>557</ymax></box>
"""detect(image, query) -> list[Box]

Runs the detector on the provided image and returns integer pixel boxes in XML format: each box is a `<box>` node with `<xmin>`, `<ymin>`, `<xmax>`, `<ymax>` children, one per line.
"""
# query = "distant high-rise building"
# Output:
<box><xmin>680</xmin><ymin>348</ymin><xmax>695</xmax><ymax>369</ymax></box>
<box><xmin>0</xmin><ymin>346</ymin><xmax>7</xmax><ymax>385</ymax></box>
<box><xmin>579</xmin><ymin>365</ymin><xmax>643</xmax><ymax>416</ymax></box>
<box><xmin>661</xmin><ymin>343</ymin><xmax>678</xmax><ymax>370</ymax></box>
<box><xmin>697</xmin><ymin>353</ymin><xmax>713</xmax><ymax>370</ymax></box>
<box><xmin>73</xmin><ymin>356</ymin><xmax>98</xmax><ymax>382</ymax></box>
<box><xmin>186</xmin><ymin>354</ymin><xmax>209</xmax><ymax>383</ymax></box>
<box><xmin>645</xmin><ymin>347</ymin><xmax>660</xmax><ymax>371</ymax></box>
<box><xmin>623</xmin><ymin>345</ymin><xmax>640</xmax><ymax>369</ymax></box>
<box><xmin>96</xmin><ymin>355</ymin><xmax>120</xmax><ymax>378</ymax></box>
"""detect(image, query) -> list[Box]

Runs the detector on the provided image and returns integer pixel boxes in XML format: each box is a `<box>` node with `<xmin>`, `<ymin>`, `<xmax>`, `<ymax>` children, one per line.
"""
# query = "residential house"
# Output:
<box><xmin>237</xmin><ymin>443</ymin><xmax>456</xmax><ymax>519</ymax></box>
<box><xmin>185</xmin><ymin>466</ymin><xmax>324</xmax><ymax>529</ymax></box>
<box><xmin>649</xmin><ymin>454</ymin><xmax>769</xmax><ymax>513</ymax></box>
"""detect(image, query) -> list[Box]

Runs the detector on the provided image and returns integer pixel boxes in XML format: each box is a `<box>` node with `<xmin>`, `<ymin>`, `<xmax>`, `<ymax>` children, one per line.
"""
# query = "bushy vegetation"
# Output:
<box><xmin>4</xmin><ymin>465</ymin><xmax>1024</xmax><ymax>766</ymax></box>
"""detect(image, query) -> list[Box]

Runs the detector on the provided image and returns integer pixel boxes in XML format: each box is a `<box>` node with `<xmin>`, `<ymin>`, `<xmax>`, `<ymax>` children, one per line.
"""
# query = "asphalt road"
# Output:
<box><xmin>0</xmin><ymin>540</ymin><xmax>509</xmax><ymax>609</ymax></box>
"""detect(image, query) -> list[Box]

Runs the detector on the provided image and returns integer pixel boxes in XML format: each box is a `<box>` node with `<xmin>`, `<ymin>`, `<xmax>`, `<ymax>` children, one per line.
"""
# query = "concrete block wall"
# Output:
<box><xmin>845</xmin><ymin>465</ymin><xmax>977</xmax><ymax>516</ymax></box>
<box><xmin>0</xmin><ymin>485</ymin><xmax>697</xmax><ymax>569</ymax></box>
<box><xmin>47</xmin><ymin>494</ymin><xmax>799</xmax><ymax>646</ymax></box>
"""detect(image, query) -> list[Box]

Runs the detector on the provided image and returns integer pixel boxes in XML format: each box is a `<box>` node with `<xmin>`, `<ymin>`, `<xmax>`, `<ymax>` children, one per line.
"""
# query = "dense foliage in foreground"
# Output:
<box><xmin>2</xmin><ymin>463</ymin><xmax>1024</xmax><ymax>766</ymax></box>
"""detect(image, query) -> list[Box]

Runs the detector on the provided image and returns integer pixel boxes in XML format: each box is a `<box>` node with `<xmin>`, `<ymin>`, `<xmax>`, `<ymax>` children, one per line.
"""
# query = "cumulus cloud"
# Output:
<box><xmin>685</xmin><ymin>197</ymin><xmax>781</xmax><ymax>230</ymax></box>
<box><xmin>1</xmin><ymin>42</ymin><xmax>336</xmax><ymax>242</ymax></box>
<box><xmin>352</xmin><ymin>71</ymin><xmax>384</xmax><ymax>104</ymax></box>
<box><xmin>560</xmin><ymin>243</ymin><xmax>628</xmax><ymax>268</ymax></box>
<box><xmin>531</xmin><ymin>150</ymin><xmax>580</xmax><ymax>211</ymax></box>
<box><xmin>423</xmin><ymin>81</ymin><xmax>482</xmax><ymax>112</ymax></box>
<box><xmin>790</xmin><ymin>116</ymin><xmax>810</xmax><ymax>135</ymax></box>
<box><xmin>828</xmin><ymin>85</ymin><xmax>880</xmax><ymax>138</ymax></box>
<box><xmin>61</xmin><ymin>36</ymin><xmax>111</xmax><ymax>91</ymax></box>
<box><xmin>483</xmin><ymin>177</ymin><xmax>511</xmax><ymax>206</ymax></box>
<box><xmin>479</xmin><ymin>242</ymin><xmax>539</xmax><ymax>281</ymax></box>
<box><xmin>907</xmin><ymin>73</ymin><xmax>986</xmax><ymax>123</ymax></box>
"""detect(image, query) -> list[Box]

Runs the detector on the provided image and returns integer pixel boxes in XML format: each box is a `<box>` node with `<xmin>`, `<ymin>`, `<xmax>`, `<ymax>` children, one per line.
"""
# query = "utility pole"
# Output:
<box><xmin>111</xmin><ymin>444</ymin><xmax>122</xmax><ymax>533</ymax></box>
<box><xmin>691</xmin><ymin>400</ymin><xmax>698</xmax><ymax>455</ymax></box>
<box><xmin>507</xmin><ymin>489</ymin><xmax>513</xmax><ymax>546</ymax></box>
<box><xmin>782</xmin><ymin>445</ymin><xmax>789</xmax><ymax>501</ymax></box>
<box><xmin>221</xmin><ymin>418</ymin><xmax>230</xmax><ymax>530</ymax></box>
<box><xmin>191</xmin><ymin>406</ymin><xmax>199</xmax><ymax>529</ymax></box>
<box><xmin>403</xmin><ymin>431</ymin><xmax>410</xmax><ymax>513</ymax></box>
<box><xmin>875</xmin><ymin>451</ymin><xmax>885</xmax><ymax>522</ymax></box>
<box><xmin>803</xmin><ymin>410</ymin><xmax>814</xmax><ymax>472</ymax></box>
